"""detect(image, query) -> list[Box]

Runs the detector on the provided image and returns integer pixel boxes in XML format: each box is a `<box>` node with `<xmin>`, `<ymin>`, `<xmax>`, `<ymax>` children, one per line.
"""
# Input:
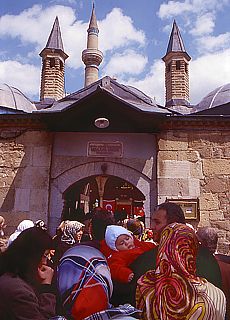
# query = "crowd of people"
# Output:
<box><xmin>0</xmin><ymin>202</ymin><xmax>229</xmax><ymax>319</ymax></box>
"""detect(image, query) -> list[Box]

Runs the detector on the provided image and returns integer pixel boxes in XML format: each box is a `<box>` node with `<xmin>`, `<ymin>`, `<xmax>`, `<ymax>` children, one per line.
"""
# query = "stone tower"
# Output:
<box><xmin>82</xmin><ymin>4</ymin><xmax>103</xmax><ymax>87</ymax></box>
<box><xmin>162</xmin><ymin>20</ymin><xmax>191</xmax><ymax>111</ymax></box>
<box><xmin>39</xmin><ymin>17</ymin><xmax>68</xmax><ymax>101</ymax></box>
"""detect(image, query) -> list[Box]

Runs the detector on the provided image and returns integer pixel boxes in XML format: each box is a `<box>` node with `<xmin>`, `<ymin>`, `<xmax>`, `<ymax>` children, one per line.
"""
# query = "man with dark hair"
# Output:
<box><xmin>151</xmin><ymin>202</ymin><xmax>185</xmax><ymax>242</ymax></box>
<box><xmin>91</xmin><ymin>208</ymin><xmax>115</xmax><ymax>241</ymax></box>
<box><xmin>113</xmin><ymin>201</ymin><xmax>222</xmax><ymax>306</ymax></box>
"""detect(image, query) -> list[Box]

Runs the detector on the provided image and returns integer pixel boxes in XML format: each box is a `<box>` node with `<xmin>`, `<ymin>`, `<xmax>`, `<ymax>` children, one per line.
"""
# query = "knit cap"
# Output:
<box><xmin>105</xmin><ymin>225</ymin><xmax>131</xmax><ymax>251</ymax></box>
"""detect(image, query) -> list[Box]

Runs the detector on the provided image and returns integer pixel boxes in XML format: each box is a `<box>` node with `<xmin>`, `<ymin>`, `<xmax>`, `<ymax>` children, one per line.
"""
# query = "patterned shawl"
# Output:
<box><xmin>57</xmin><ymin>245</ymin><xmax>113</xmax><ymax>320</ymax></box>
<box><xmin>136</xmin><ymin>223</ymin><xmax>226</xmax><ymax>320</ymax></box>
<box><xmin>60</xmin><ymin>220</ymin><xmax>84</xmax><ymax>245</ymax></box>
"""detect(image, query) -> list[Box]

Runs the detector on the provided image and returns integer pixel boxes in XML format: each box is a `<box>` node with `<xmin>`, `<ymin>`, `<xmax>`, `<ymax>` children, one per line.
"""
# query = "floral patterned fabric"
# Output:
<box><xmin>136</xmin><ymin>223</ymin><xmax>226</xmax><ymax>320</ymax></box>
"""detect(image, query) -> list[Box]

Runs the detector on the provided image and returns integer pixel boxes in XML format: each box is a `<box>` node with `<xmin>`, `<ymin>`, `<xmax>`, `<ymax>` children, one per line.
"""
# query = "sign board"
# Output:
<box><xmin>166</xmin><ymin>198</ymin><xmax>200</xmax><ymax>221</ymax></box>
<box><xmin>87</xmin><ymin>141</ymin><xmax>123</xmax><ymax>158</ymax></box>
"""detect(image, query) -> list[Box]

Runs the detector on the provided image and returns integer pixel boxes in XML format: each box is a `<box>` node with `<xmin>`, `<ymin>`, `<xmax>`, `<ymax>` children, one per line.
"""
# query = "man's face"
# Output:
<box><xmin>151</xmin><ymin>209</ymin><xmax>168</xmax><ymax>243</ymax></box>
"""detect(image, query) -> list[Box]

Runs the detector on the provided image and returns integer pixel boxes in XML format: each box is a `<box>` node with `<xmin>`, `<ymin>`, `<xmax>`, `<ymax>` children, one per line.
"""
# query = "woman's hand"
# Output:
<box><xmin>37</xmin><ymin>264</ymin><xmax>54</xmax><ymax>284</ymax></box>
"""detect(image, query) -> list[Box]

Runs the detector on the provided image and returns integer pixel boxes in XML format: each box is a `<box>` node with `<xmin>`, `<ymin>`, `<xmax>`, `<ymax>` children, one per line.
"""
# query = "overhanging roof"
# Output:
<box><xmin>36</xmin><ymin>76</ymin><xmax>171</xmax><ymax>115</ymax></box>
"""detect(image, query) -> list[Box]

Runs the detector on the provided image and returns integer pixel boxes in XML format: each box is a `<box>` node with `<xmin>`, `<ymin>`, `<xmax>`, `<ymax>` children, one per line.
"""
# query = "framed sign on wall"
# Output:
<box><xmin>166</xmin><ymin>198</ymin><xmax>200</xmax><ymax>221</ymax></box>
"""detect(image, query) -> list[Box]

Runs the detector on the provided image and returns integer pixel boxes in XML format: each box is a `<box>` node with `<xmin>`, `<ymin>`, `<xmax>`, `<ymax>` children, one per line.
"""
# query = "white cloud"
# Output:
<box><xmin>0</xmin><ymin>4</ymin><xmax>148</xmax><ymax>99</ymax></box>
<box><xmin>0</xmin><ymin>5</ymin><xmax>146</xmax><ymax>71</ymax></box>
<box><xmin>158</xmin><ymin>0</ymin><xmax>227</xmax><ymax>19</ymax></box>
<box><xmin>0</xmin><ymin>60</ymin><xmax>40</xmax><ymax>98</ymax></box>
<box><xmin>125</xmin><ymin>60</ymin><xmax>165</xmax><ymax>105</ymax></box>
<box><xmin>190</xmin><ymin>13</ymin><xmax>215</xmax><ymax>36</ymax></box>
<box><xmin>99</xmin><ymin>8</ymin><xmax>146</xmax><ymax>53</ymax></box>
<box><xmin>190</xmin><ymin>48</ymin><xmax>230</xmax><ymax>104</ymax></box>
<box><xmin>158</xmin><ymin>1</ymin><xmax>192</xmax><ymax>19</ymax></box>
<box><xmin>121</xmin><ymin>48</ymin><xmax>230</xmax><ymax>107</ymax></box>
<box><xmin>191</xmin><ymin>0</ymin><xmax>228</xmax><ymax>13</ymax></box>
<box><xmin>0</xmin><ymin>5</ymin><xmax>76</xmax><ymax>46</ymax></box>
<box><xmin>195</xmin><ymin>33</ymin><xmax>230</xmax><ymax>53</ymax></box>
<box><xmin>102</xmin><ymin>50</ymin><xmax>148</xmax><ymax>77</ymax></box>
<box><xmin>0</xmin><ymin>5</ymin><xmax>83</xmax><ymax>68</ymax></box>
<box><xmin>158</xmin><ymin>0</ymin><xmax>230</xmax><ymax>58</ymax></box>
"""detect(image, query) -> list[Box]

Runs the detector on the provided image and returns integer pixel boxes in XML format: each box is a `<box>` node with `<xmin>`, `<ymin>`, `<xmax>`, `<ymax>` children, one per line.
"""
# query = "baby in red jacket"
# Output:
<box><xmin>102</xmin><ymin>225</ymin><xmax>156</xmax><ymax>283</ymax></box>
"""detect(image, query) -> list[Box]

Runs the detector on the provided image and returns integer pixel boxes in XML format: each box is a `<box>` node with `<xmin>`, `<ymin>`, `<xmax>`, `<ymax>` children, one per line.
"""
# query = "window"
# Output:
<box><xmin>176</xmin><ymin>60</ymin><xmax>181</xmax><ymax>70</ymax></box>
<box><xmin>50</xmin><ymin>58</ymin><xmax>55</xmax><ymax>67</ymax></box>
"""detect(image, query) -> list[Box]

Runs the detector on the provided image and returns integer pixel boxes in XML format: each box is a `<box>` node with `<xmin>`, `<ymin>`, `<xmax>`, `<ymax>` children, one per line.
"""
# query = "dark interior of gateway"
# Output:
<box><xmin>61</xmin><ymin>175</ymin><xmax>145</xmax><ymax>222</ymax></box>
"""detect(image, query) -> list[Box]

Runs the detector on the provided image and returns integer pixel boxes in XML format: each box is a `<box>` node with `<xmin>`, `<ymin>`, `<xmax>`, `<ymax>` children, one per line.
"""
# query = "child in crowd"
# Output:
<box><xmin>101</xmin><ymin>225</ymin><xmax>156</xmax><ymax>283</ymax></box>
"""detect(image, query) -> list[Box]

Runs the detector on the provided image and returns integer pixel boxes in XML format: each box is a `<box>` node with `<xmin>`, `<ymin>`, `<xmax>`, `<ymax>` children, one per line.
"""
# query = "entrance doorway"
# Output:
<box><xmin>61</xmin><ymin>175</ymin><xmax>145</xmax><ymax>222</ymax></box>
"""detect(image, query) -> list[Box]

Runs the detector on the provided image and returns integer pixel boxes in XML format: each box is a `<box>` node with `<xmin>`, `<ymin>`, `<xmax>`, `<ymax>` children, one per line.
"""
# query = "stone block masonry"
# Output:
<box><xmin>157</xmin><ymin>131</ymin><xmax>230</xmax><ymax>255</ymax></box>
<box><xmin>0</xmin><ymin>130</ymin><xmax>53</xmax><ymax>234</ymax></box>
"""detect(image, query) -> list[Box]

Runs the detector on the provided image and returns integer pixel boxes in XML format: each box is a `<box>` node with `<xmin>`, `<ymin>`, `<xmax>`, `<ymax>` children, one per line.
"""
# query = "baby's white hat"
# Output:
<box><xmin>105</xmin><ymin>225</ymin><xmax>131</xmax><ymax>251</ymax></box>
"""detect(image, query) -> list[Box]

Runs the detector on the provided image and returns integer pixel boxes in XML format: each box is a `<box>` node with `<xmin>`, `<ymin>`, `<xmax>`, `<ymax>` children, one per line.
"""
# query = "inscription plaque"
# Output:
<box><xmin>87</xmin><ymin>141</ymin><xmax>123</xmax><ymax>158</ymax></box>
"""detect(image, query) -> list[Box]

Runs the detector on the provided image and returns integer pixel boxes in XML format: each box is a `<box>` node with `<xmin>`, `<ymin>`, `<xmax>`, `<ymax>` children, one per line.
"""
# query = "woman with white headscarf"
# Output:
<box><xmin>8</xmin><ymin>219</ymin><xmax>34</xmax><ymax>246</ymax></box>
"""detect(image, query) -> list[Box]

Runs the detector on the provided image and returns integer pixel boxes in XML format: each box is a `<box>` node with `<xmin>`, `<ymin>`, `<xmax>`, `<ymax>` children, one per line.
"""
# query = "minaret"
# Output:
<box><xmin>82</xmin><ymin>4</ymin><xmax>103</xmax><ymax>87</ymax></box>
<box><xmin>162</xmin><ymin>20</ymin><xmax>191</xmax><ymax>110</ymax></box>
<box><xmin>39</xmin><ymin>17</ymin><xmax>68</xmax><ymax>101</ymax></box>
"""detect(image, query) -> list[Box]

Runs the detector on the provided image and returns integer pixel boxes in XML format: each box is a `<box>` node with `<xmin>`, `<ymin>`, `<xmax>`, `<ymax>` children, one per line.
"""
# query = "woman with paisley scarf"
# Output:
<box><xmin>136</xmin><ymin>223</ymin><xmax>226</xmax><ymax>320</ymax></box>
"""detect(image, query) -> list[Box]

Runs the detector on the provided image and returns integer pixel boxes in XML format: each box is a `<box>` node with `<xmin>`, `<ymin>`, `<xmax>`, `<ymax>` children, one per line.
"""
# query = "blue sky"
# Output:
<box><xmin>0</xmin><ymin>0</ymin><xmax>230</xmax><ymax>106</ymax></box>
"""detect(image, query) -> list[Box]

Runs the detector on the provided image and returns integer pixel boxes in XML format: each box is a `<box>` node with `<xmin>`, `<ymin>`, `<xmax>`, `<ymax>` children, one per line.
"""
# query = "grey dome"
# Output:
<box><xmin>194</xmin><ymin>83</ymin><xmax>230</xmax><ymax>113</ymax></box>
<box><xmin>0</xmin><ymin>84</ymin><xmax>36</xmax><ymax>113</ymax></box>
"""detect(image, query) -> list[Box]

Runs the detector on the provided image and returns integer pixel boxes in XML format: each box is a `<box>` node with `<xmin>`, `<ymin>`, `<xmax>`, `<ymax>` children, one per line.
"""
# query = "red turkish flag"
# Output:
<box><xmin>103</xmin><ymin>200</ymin><xmax>116</xmax><ymax>213</ymax></box>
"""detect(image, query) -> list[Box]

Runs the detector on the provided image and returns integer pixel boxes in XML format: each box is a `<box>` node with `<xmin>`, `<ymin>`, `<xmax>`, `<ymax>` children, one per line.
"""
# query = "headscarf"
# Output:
<box><xmin>35</xmin><ymin>219</ymin><xmax>47</xmax><ymax>231</ymax></box>
<box><xmin>59</xmin><ymin>220</ymin><xmax>84</xmax><ymax>245</ymax></box>
<box><xmin>57</xmin><ymin>245</ymin><xmax>113</xmax><ymax>320</ymax></box>
<box><xmin>136</xmin><ymin>223</ymin><xmax>226</xmax><ymax>320</ymax></box>
<box><xmin>8</xmin><ymin>219</ymin><xmax>34</xmax><ymax>246</ymax></box>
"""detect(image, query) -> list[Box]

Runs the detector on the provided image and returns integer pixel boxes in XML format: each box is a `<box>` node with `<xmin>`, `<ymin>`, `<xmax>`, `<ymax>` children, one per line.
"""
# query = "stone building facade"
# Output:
<box><xmin>158</xmin><ymin>127</ymin><xmax>230</xmax><ymax>253</ymax></box>
<box><xmin>0</xmin><ymin>8</ymin><xmax>229</xmax><ymax>254</ymax></box>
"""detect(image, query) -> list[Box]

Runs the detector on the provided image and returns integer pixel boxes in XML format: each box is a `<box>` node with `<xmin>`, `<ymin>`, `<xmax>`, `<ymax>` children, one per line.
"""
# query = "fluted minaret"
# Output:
<box><xmin>82</xmin><ymin>4</ymin><xmax>103</xmax><ymax>87</ymax></box>
<box><xmin>162</xmin><ymin>20</ymin><xmax>191</xmax><ymax>110</ymax></box>
<box><xmin>39</xmin><ymin>17</ymin><xmax>68</xmax><ymax>101</ymax></box>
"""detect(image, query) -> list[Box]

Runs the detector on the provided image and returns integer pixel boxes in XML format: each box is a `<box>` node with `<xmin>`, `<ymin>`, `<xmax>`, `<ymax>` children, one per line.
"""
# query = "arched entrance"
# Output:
<box><xmin>61</xmin><ymin>175</ymin><xmax>145</xmax><ymax>222</ymax></box>
<box><xmin>48</xmin><ymin>161</ymin><xmax>155</xmax><ymax>235</ymax></box>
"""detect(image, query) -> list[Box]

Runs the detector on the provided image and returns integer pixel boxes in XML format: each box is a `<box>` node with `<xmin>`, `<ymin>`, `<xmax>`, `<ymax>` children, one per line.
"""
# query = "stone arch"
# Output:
<box><xmin>48</xmin><ymin>161</ymin><xmax>156</xmax><ymax>234</ymax></box>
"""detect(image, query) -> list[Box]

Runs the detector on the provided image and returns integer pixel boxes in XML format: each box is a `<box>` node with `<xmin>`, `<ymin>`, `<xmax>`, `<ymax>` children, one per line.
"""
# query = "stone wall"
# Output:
<box><xmin>157</xmin><ymin>130</ymin><xmax>230</xmax><ymax>254</ymax></box>
<box><xmin>0</xmin><ymin>129</ymin><xmax>53</xmax><ymax>235</ymax></box>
